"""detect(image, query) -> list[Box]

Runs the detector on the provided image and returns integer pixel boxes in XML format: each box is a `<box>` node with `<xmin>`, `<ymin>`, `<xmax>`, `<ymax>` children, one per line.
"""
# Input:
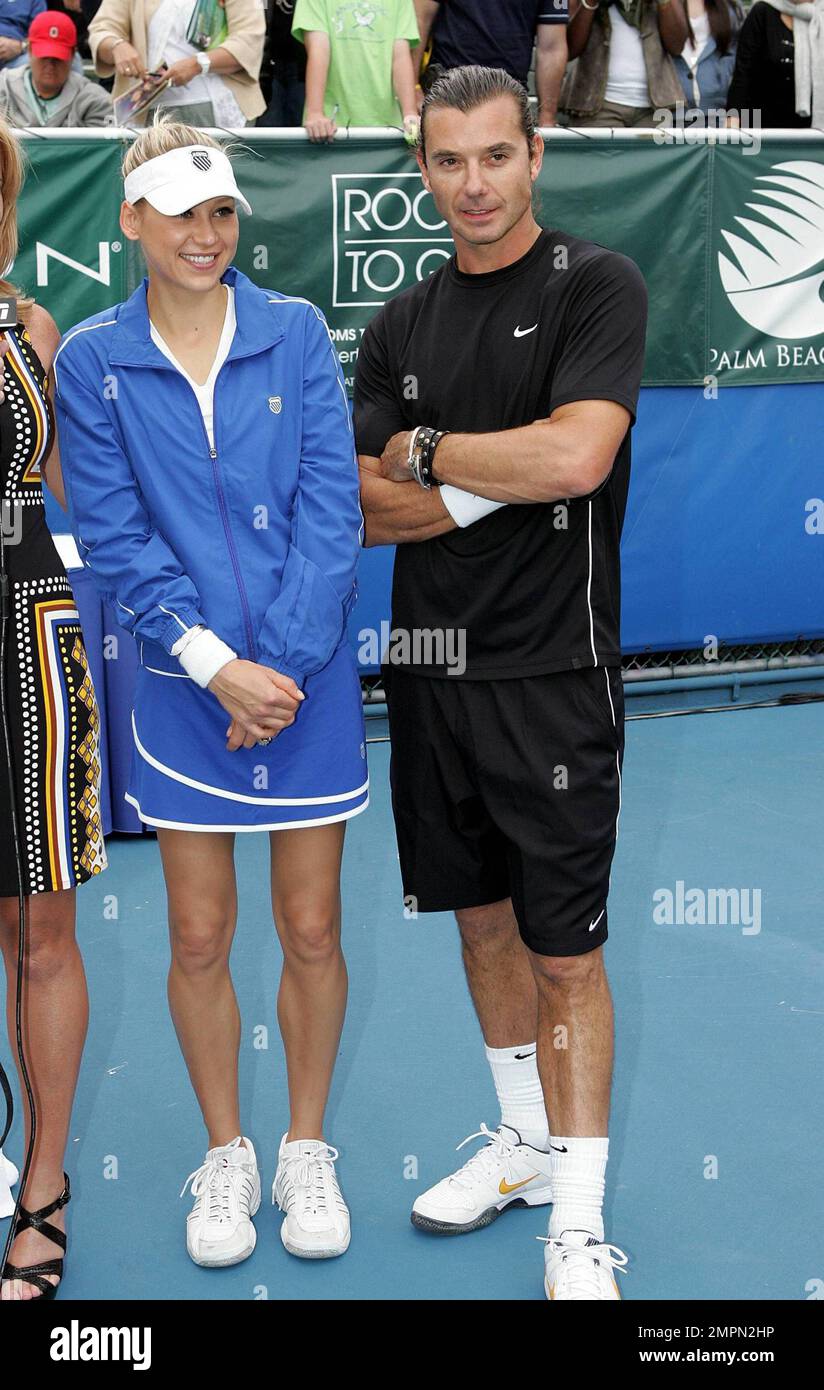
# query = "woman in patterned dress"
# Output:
<box><xmin>0</xmin><ymin>117</ymin><xmax>108</xmax><ymax>1300</ymax></box>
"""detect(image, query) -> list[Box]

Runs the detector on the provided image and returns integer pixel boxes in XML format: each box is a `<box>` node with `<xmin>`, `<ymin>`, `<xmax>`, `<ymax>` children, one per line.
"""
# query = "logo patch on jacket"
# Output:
<box><xmin>268</xmin><ymin>395</ymin><xmax>283</xmax><ymax>414</ymax></box>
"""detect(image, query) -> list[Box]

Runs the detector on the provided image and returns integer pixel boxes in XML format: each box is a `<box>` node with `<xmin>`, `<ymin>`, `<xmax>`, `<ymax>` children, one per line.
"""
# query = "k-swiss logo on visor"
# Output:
<box><xmin>191</xmin><ymin>151</ymin><xmax>212</xmax><ymax>172</ymax></box>
<box><xmin>268</xmin><ymin>395</ymin><xmax>283</xmax><ymax>414</ymax></box>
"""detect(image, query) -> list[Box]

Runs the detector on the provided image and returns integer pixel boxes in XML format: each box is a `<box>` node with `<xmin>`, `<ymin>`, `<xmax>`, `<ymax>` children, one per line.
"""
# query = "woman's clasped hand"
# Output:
<box><xmin>208</xmin><ymin>659</ymin><xmax>305</xmax><ymax>750</ymax></box>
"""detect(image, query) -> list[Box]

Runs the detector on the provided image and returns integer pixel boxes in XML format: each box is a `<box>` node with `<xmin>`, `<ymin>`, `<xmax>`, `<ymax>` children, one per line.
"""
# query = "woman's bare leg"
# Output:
<box><xmin>157</xmin><ymin>829</ymin><xmax>242</xmax><ymax>1147</ymax></box>
<box><xmin>0</xmin><ymin>889</ymin><xmax>86</xmax><ymax>1300</ymax></box>
<box><xmin>269</xmin><ymin>822</ymin><xmax>347</xmax><ymax>1140</ymax></box>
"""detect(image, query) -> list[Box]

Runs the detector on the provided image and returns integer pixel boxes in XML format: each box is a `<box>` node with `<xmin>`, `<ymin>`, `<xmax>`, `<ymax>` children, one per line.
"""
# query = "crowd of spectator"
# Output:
<box><xmin>0</xmin><ymin>0</ymin><xmax>820</xmax><ymax>131</ymax></box>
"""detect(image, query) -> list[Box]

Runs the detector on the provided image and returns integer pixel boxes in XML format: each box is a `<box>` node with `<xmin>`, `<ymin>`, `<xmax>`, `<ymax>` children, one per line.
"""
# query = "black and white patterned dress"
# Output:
<box><xmin>0</xmin><ymin>320</ymin><xmax>107</xmax><ymax>898</ymax></box>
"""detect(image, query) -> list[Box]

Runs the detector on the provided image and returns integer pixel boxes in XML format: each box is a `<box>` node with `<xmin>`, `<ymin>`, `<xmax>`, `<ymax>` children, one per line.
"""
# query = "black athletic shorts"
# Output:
<box><xmin>383</xmin><ymin>665</ymin><xmax>624</xmax><ymax>957</ymax></box>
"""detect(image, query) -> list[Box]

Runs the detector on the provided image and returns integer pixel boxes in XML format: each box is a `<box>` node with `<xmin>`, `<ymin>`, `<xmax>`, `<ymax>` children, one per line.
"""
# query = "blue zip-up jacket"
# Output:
<box><xmin>53</xmin><ymin>265</ymin><xmax>363</xmax><ymax>691</ymax></box>
<box><xmin>673</xmin><ymin>26</ymin><xmax>740</xmax><ymax>114</ymax></box>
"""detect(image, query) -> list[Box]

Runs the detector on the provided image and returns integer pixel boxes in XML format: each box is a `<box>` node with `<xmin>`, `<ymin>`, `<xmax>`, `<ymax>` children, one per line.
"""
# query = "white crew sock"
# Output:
<box><xmin>484</xmin><ymin>1042</ymin><xmax>549</xmax><ymax>1149</ymax></box>
<box><xmin>548</xmin><ymin>1135</ymin><xmax>609</xmax><ymax>1243</ymax></box>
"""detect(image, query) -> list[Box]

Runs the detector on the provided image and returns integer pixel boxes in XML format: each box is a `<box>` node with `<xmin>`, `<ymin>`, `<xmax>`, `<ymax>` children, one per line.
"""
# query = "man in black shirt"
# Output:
<box><xmin>414</xmin><ymin>0</ymin><xmax>570</xmax><ymax>125</ymax></box>
<box><xmin>354</xmin><ymin>65</ymin><xmax>647</xmax><ymax>1301</ymax></box>
<box><xmin>257</xmin><ymin>0</ymin><xmax>307</xmax><ymax>127</ymax></box>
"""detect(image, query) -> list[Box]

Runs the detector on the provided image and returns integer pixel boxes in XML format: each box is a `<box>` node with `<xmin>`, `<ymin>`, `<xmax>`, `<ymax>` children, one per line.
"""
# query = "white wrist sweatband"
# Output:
<box><xmin>170</xmin><ymin>624</ymin><xmax>204</xmax><ymax>656</ymax></box>
<box><xmin>440</xmin><ymin>485</ymin><xmax>507</xmax><ymax>529</ymax></box>
<box><xmin>170</xmin><ymin>626</ymin><xmax>238</xmax><ymax>687</ymax></box>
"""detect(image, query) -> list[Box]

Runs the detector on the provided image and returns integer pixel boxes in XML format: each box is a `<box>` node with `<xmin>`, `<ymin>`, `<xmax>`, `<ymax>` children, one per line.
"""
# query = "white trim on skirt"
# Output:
<box><xmin>132</xmin><ymin>711</ymin><xmax>368</xmax><ymax>805</ymax></box>
<box><xmin>123</xmin><ymin>792</ymin><xmax>370</xmax><ymax>833</ymax></box>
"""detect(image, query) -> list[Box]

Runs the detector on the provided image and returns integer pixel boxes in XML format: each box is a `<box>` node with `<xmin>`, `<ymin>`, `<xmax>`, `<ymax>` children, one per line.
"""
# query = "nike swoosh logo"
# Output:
<box><xmin>499</xmin><ymin>1173</ymin><xmax>538</xmax><ymax>1195</ymax></box>
<box><xmin>514</xmin><ymin>1051</ymin><xmax>535</xmax><ymax>1060</ymax></box>
<box><xmin>513</xmin><ymin>323</ymin><xmax>538</xmax><ymax>337</ymax></box>
<box><xmin>550</xmin><ymin>1144</ymin><xmax>568</xmax><ymax>1153</ymax></box>
<box><xmin>589</xmin><ymin>909</ymin><xmax>605</xmax><ymax>933</ymax></box>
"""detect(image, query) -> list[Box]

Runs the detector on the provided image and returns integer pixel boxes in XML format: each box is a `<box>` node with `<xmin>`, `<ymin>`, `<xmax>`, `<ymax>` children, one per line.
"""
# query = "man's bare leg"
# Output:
<box><xmin>455</xmin><ymin>898</ymin><xmax>538</xmax><ymax>1047</ymax></box>
<box><xmin>528</xmin><ymin>945</ymin><xmax>613</xmax><ymax>1138</ymax></box>
<box><xmin>410</xmin><ymin>898</ymin><xmax>553</xmax><ymax>1234</ymax></box>
<box><xmin>529</xmin><ymin>944</ymin><xmax>618</xmax><ymax>1293</ymax></box>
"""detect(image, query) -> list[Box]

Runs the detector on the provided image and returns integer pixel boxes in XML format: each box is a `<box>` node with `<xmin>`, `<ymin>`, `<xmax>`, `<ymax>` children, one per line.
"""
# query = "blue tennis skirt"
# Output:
<box><xmin>125</xmin><ymin>640</ymin><xmax>368</xmax><ymax>832</ymax></box>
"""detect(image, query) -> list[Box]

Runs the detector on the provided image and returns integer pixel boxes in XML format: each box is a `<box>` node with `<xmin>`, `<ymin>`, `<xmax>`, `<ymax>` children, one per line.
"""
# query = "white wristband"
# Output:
<box><xmin>170</xmin><ymin>623</ymin><xmax>204</xmax><ymax>655</ymax></box>
<box><xmin>170</xmin><ymin>626</ymin><xmax>238</xmax><ymax>687</ymax></box>
<box><xmin>439</xmin><ymin>485</ymin><xmax>507</xmax><ymax>528</ymax></box>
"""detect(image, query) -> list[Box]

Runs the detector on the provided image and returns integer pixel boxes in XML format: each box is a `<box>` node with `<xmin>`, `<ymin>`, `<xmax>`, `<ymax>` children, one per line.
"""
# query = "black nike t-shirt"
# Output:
<box><xmin>353</xmin><ymin>227</ymin><xmax>648</xmax><ymax>679</ymax></box>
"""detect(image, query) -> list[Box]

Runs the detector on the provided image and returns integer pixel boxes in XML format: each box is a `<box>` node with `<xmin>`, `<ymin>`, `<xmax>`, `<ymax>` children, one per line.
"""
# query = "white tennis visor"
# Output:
<box><xmin>123</xmin><ymin>145</ymin><xmax>253</xmax><ymax>217</ymax></box>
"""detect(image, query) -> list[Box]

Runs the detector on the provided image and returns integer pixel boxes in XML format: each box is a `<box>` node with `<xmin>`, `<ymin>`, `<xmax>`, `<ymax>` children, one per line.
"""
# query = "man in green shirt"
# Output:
<box><xmin>292</xmin><ymin>0</ymin><xmax>419</xmax><ymax>139</ymax></box>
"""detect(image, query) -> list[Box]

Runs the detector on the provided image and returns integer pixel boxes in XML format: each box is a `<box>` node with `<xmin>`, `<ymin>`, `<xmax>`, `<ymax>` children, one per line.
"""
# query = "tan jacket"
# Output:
<box><xmin>88</xmin><ymin>0</ymin><xmax>266</xmax><ymax>124</ymax></box>
<box><xmin>561</xmin><ymin>3</ymin><xmax>684</xmax><ymax>117</ymax></box>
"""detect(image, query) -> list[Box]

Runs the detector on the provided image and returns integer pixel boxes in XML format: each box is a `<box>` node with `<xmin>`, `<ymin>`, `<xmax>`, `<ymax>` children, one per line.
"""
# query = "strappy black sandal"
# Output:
<box><xmin>1</xmin><ymin>1173</ymin><xmax>71</xmax><ymax>1301</ymax></box>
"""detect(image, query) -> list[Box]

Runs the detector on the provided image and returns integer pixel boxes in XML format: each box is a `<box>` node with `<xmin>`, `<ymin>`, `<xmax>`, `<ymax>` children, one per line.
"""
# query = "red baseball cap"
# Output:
<box><xmin>28</xmin><ymin>11</ymin><xmax>77</xmax><ymax>60</ymax></box>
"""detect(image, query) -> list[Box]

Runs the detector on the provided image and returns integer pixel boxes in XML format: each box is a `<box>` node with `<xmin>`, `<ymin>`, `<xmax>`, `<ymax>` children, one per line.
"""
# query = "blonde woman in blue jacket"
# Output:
<box><xmin>52</xmin><ymin>117</ymin><xmax>367</xmax><ymax>1267</ymax></box>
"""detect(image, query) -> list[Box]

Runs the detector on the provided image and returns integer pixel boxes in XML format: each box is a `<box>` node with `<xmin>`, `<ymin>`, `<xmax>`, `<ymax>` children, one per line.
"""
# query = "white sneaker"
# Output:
<box><xmin>543</xmin><ymin>1228</ymin><xmax>628</xmax><ymax>1300</ymax></box>
<box><xmin>411</xmin><ymin>1123</ymin><xmax>553</xmax><ymax>1234</ymax></box>
<box><xmin>272</xmin><ymin>1134</ymin><xmax>350</xmax><ymax>1259</ymax></box>
<box><xmin>180</xmin><ymin>1135</ymin><xmax>261</xmax><ymax>1267</ymax></box>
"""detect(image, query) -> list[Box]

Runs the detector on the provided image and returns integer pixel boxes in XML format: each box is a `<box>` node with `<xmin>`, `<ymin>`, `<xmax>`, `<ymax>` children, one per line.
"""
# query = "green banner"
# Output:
<box><xmin>13</xmin><ymin>133</ymin><xmax>824</xmax><ymax>388</ymax></box>
<box><xmin>14</xmin><ymin>138</ymin><xmax>132</xmax><ymax>334</ymax></box>
<box><xmin>709</xmin><ymin>143</ymin><xmax>824</xmax><ymax>382</ymax></box>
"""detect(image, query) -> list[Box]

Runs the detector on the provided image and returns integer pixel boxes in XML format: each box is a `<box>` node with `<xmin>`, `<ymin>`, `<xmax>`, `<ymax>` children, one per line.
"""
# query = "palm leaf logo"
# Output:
<box><xmin>718</xmin><ymin>161</ymin><xmax>824</xmax><ymax>339</ymax></box>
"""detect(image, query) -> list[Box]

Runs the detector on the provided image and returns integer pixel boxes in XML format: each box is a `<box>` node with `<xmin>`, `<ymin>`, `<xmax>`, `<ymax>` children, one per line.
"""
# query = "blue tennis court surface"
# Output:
<box><xmin>3</xmin><ymin>685</ymin><xmax>823</xmax><ymax>1300</ymax></box>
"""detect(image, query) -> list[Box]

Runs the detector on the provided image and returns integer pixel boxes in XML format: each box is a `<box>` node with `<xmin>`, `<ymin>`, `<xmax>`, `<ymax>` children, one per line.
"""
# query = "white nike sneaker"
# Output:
<box><xmin>411</xmin><ymin>1123</ymin><xmax>553</xmax><ymax>1234</ymax></box>
<box><xmin>542</xmin><ymin>1228</ymin><xmax>628</xmax><ymax>1300</ymax></box>
<box><xmin>180</xmin><ymin>1135</ymin><xmax>261</xmax><ymax>1267</ymax></box>
<box><xmin>272</xmin><ymin>1134</ymin><xmax>350</xmax><ymax>1259</ymax></box>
